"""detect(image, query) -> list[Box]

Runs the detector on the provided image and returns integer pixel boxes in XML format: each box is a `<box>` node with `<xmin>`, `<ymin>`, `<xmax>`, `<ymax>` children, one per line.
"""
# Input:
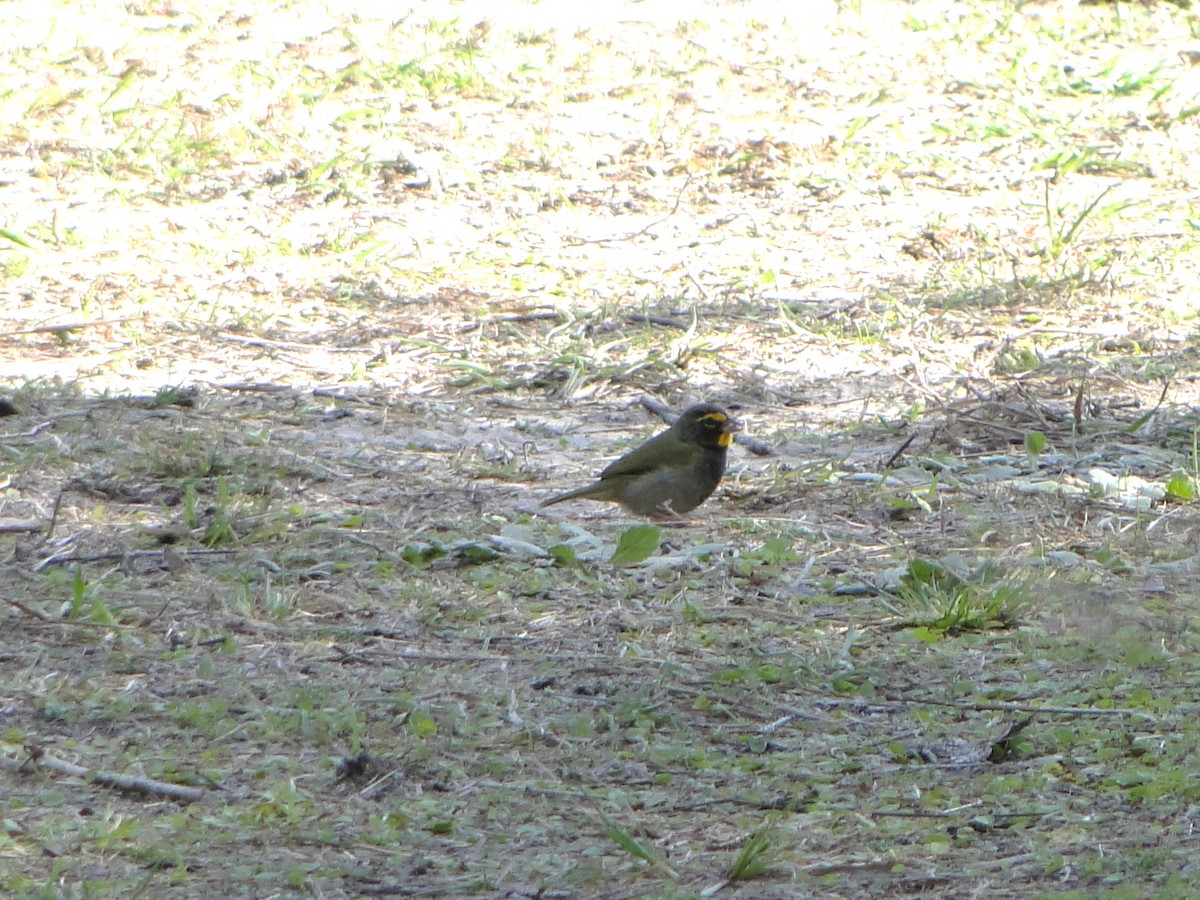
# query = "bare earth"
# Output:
<box><xmin>3</xmin><ymin>1</ymin><xmax>1200</xmax><ymax>897</ymax></box>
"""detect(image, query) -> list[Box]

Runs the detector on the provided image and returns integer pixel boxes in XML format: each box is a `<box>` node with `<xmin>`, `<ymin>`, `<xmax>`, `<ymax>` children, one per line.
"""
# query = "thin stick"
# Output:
<box><xmin>884</xmin><ymin>432</ymin><xmax>917</xmax><ymax>469</ymax></box>
<box><xmin>567</xmin><ymin>175</ymin><xmax>694</xmax><ymax>246</ymax></box>
<box><xmin>1</xmin><ymin>750</ymin><xmax>203</xmax><ymax>802</ymax></box>
<box><xmin>0</xmin><ymin>518</ymin><xmax>45</xmax><ymax>533</ymax></box>
<box><xmin>0</xmin><ymin>317</ymin><xmax>142</xmax><ymax>338</ymax></box>
<box><xmin>42</xmin><ymin>488</ymin><xmax>64</xmax><ymax>544</ymax></box>
<box><xmin>881</xmin><ymin>696</ymin><xmax>1156</xmax><ymax>720</ymax></box>
<box><xmin>0</xmin><ymin>421</ymin><xmax>53</xmax><ymax>441</ymax></box>
<box><xmin>34</xmin><ymin>548</ymin><xmax>233</xmax><ymax>572</ymax></box>
<box><xmin>624</xmin><ymin>314</ymin><xmax>691</xmax><ymax>330</ymax></box>
<box><xmin>4</xmin><ymin>598</ymin><xmax>49</xmax><ymax>620</ymax></box>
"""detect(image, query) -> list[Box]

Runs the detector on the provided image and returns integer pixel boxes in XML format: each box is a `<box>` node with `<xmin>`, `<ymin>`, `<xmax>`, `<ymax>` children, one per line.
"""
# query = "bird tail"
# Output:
<box><xmin>540</xmin><ymin>484</ymin><xmax>603</xmax><ymax>507</ymax></box>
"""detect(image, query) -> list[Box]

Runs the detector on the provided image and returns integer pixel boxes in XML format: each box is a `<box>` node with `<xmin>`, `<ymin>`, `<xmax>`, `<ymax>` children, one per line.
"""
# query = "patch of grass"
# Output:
<box><xmin>885</xmin><ymin>559</ymin><xmax>1033</xmax><ymax>637</ymax></box>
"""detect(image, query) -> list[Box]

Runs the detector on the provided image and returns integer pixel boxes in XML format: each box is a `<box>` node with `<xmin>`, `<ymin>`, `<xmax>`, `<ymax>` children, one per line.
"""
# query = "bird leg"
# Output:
<box><xmin>651</xmin><ymin>500</ymin><xmax>687</xmax><ymax>522</ymax></box>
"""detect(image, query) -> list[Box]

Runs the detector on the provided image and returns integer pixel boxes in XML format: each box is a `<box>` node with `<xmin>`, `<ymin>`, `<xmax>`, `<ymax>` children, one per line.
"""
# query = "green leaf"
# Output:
<box><xmin>759</xmin><ymin>535</ymin><xmax>796</xmax><ymax>565</ymax></box>
<box><xmin>1024</xmin><ymin>430</ymin><xmax>1045</xmax><ymax>455</ymax></box>
<box><xmin>609</xmin><ymin>525</ymin><xmax>661</xmax><ymax>566</ymax></box>
<box><xmin>402</xmin><ymin>543</ymin><xmax>445</xmax><ymax>567</ymax></box>
<box><xmin>728</xmin><ymin>826</ymin><xmax>774</xmax><ymax>880</ymax></box>
<box><xmin>597</xmin><ymin>810</ymin><xmax>659</xmax><ymax>865</ymax></box>
<box><xmin>0</xmin><ymin>227</ymin><xmax>33</xmax><ymax>249</ymax></box>
<box><xmin>548</xmin><ymin>544</ymin><xmax>578</xmax><ymax>567</ymax></box>
<box><xmin>1166</xmin><ymin>472</ymin><xmax>1195</xmax><ymax>500</ymax></box>
<box><xmin>1123</xmin><ymin>410</ymin><xmax>1155</xmax><ymax>434</ymax></box>
<box><xmin>408</xmin><ymin>708</ymin><xmax>437</xmax><ymax>739</ymax></box>
<box><xmin>905</xmin><ymin>558</ymin><xmax>965</xmax><ymax>590</ymax></box>
<box><xmin>457</xmin><ymin>543</ymin><xmax>500</xmax><ymax>564</ymax></box>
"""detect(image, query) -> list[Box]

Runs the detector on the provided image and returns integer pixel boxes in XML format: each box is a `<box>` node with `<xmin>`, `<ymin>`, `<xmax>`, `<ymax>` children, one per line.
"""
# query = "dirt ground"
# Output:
<box><xmin>3</xmin><ymin>0</ymin><xmax>1200</xmax><ymax>897</ymax></box>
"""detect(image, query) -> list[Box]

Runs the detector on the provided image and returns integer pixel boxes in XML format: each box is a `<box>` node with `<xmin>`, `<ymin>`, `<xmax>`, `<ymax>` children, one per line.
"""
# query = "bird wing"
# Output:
<box><xmin>598</xmin><ymin>430</ymin><xmax>677</xmax><ymax>479</ymax></box>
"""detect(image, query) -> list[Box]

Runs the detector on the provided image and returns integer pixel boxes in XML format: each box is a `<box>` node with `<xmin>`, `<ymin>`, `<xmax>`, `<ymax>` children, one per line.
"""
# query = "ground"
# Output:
<box><xmin>3</xmin><ymin>0</ymin><xmax>1200</xmax><ymax>897</ymax></box>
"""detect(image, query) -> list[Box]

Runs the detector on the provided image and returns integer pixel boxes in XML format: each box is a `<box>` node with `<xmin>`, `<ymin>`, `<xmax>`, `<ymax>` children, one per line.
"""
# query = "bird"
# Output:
<box><xmin>541</xmin><ymin>403</ymin><xmax>738</xmax><ymax>518</ymax></box>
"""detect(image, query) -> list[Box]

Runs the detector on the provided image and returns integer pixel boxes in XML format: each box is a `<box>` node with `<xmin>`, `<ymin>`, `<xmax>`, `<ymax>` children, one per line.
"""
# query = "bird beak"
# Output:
<box><xmin>718</xmin><ymin>415</ymin><xmax>739</xmax><ymax>447</ymax></box>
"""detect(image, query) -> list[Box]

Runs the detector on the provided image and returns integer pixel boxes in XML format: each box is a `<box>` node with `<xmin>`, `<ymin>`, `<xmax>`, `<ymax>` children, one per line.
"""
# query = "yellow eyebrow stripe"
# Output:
<box><xmin>702</xmin><ymin>413</ymin><xmax>727</xmax><ymax>424</ymax></box>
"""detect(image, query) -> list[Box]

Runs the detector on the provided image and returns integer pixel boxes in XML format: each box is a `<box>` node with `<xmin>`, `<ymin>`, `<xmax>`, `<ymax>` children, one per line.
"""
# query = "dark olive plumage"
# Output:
<box><xmin>541</xmin><ymin>404</ymin><xmax>737</xmax><ymax>517</ymax></box>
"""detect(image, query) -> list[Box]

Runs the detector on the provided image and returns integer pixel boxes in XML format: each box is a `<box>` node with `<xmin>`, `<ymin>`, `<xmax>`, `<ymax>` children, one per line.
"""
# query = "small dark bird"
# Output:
<box><xmin>541</xmin><ymin>403</ymin><xmax>738</xmax><ymax>518</ymax></box>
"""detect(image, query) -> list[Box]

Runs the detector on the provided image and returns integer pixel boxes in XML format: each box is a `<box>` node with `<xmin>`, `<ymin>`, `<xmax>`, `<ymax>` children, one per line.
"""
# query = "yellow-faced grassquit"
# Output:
<box><xmin>541</xmin><ymin>403</ymin><xmax>738</xmax><ymax>517</ymax></box>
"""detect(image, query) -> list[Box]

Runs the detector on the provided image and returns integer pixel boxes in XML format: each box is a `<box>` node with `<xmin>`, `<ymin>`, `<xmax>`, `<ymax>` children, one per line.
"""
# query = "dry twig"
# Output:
<box><xmin>1</xmin><ymin>748</ymin><xmax>203</xmax><ymax>802</ymax></box>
